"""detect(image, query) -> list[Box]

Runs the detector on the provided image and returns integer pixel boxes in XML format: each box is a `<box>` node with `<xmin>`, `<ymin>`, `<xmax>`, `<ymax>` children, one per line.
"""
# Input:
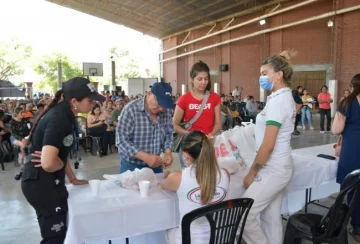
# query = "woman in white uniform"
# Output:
<box><xmin>242</xmin><ymin>51</ymin><xmax>296</xmax><ymax>244</ymax></box>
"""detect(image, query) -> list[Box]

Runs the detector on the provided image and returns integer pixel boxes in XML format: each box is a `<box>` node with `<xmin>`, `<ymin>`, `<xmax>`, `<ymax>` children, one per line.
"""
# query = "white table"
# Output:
<box><xmin>65</xmin><ymin>144</ymin><xmax>339</xmax><ymax>244</ymax></box>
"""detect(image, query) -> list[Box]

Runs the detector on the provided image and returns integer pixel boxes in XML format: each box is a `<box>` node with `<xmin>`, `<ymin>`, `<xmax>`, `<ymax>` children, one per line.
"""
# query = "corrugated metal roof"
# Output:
<box><xmin>46</xmin><ymin>0</ymin><xmax>295</xmax><ymax>39</ymax></box>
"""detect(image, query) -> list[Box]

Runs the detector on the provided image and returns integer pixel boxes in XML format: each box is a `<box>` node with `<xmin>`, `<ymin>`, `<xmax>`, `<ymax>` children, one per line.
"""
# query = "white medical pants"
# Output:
<box><xmin>242</xmin><ymin>157</ymin><xmax>294</xmax><ymax>244</ymax></box>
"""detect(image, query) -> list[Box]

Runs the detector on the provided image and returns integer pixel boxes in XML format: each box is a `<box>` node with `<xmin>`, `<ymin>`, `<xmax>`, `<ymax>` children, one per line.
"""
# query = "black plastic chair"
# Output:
<box><xmin>181</xmin><ymin>198</ymin><xmax>254</xmax><ymax>244</ymax></box>
<box><xmin>283</xmin><ymin>169</ymin><xmax>360</xmax><ymax>244</ymax></box>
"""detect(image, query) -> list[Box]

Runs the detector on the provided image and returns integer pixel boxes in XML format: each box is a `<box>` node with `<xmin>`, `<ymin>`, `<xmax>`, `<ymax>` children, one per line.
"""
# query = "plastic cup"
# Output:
<box><xmin>138</xmin><ymin>180</ymin><xmax>150</xmax><ymax>198</ymax></box>
<box><xmin>89</xmin><ymin>180</ymin><xmax>101</xmax><ymax>197</ymax></box>
<box><xmin>79</xmin><ymin>133</ymin><xmax>83</xmax><ymax>138</ymax></box>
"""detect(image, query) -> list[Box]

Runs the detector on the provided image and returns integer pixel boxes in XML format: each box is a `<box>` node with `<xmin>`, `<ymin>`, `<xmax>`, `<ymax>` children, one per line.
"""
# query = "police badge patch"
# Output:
<box><xmin>63</xmin><ymin>134</ymin><xmax>74</xmax><ymax>147</ymax></box>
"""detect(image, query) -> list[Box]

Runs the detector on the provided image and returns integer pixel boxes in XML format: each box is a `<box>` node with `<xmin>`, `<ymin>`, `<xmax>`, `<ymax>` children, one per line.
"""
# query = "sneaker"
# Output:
<box><xmin>302</xmin><ymin>126</ymin><xmax>305</xmax><ymax>130</ymax></box>
<box><xmin>310</xmin><ymin>126</ymin><xmax>314</xmax><ymax>130</ymax></box>
<box><xmin>320</xmin><ymin>130</ymin><xmax>325</xmax><ymax>133</ymax></box>
<box><xmin>325</xmin><ymin>130</ymin><xmax>331</xmax><ymax>133</ymax></box>
<box><xmin>292</xmin><ymin>130</ymin><xmax>300</xmax><ymax>135</ymax></box>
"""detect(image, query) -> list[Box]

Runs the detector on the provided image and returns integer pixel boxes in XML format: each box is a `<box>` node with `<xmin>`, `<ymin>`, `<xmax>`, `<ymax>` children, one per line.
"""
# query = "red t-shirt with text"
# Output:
<box><xmin>177</xmin><ymin>92</ymin><xmax>221</xmax><ymax>135</ymax></box>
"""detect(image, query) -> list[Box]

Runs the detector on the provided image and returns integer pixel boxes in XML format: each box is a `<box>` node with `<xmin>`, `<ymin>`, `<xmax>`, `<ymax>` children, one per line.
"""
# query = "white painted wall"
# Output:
<box><xmin>117</xmin><ymin>78</ymin><xmax>158</xmax><ymax>96</ymax></box>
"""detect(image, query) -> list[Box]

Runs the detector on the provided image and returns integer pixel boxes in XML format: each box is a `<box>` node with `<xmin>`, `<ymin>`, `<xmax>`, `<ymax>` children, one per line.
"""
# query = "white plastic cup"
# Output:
<box><xmin>89</xmin><ymin>180</ymin><xmax>101</xmax><ymax>197</ymax></box>
<box><xmin>138</xmin><ymin>180</ymin><xmax>150</xmax><ymax>198</ymax></box>
<box><xmin>79</xmin><ymin>133</ymin><xmax>83</xmax><ymax>138</ymax></box>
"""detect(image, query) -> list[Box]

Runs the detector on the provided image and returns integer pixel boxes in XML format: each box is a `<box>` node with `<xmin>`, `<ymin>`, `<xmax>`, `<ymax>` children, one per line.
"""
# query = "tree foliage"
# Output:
<box><xmin>109</xmin><ymin>47</ymin><xmax>140</xmax><ymax>80</ymax></box>
<box><xmin>0</xmin><ymin>40</ymin><xmax>32</xmax><ymax>81</ymax></box>
<box><xmin>34</xmin><ymin>53</ymin><xmax>83</xmax><ymax>92</ymax></box>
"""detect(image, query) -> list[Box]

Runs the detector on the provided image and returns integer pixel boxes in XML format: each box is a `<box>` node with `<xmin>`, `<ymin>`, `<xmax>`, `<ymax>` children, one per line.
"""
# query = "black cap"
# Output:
<box><xmin>63</xmin><ymin>77</ymin><xmax>105</xmax><ymax>102</ymax></box>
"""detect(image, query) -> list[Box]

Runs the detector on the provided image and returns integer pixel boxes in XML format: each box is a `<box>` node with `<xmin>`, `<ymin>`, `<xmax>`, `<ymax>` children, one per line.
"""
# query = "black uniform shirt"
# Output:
<box><xmin>22</xmin><ymin>102</ymin><xmax>75</xmax><ymax>182</ymax></box>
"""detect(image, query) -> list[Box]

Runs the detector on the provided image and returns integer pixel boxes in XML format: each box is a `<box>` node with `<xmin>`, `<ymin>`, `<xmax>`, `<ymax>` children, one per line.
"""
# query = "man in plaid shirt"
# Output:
<box><xmin>116</xmin><ymin>82</ymin><xmax>174</xmax><ymax>173</ymax></box>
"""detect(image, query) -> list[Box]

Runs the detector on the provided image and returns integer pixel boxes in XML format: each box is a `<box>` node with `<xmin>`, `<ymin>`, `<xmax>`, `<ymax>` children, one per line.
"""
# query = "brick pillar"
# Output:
<box><xmin>25</xmin><ymin>82</ymin><xmax>33</xmax><ymax>98</ymax></box>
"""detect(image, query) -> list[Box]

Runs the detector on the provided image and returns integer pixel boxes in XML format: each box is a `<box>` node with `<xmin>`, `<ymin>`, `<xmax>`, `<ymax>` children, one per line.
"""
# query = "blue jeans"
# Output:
<box><xmin>301</xmin><ymin>106</ymin><xmax>313</xmax><ymax>126</ymax></box>
<box><xmin>119</xmin><ymin>157</ymin><xmax>163</xmax><ymax>174</ymax></box>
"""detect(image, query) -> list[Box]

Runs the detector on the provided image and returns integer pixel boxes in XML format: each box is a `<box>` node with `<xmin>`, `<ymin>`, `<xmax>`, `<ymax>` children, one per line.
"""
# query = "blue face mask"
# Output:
<box><xmin>259</xmin><ymin>76</ymin><xmax>274</xmax><ymax>91</ymax></box>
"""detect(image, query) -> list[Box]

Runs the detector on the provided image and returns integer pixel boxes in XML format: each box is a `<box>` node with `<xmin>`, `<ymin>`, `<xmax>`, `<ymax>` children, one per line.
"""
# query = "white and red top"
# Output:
<box><xmin>175</xmin><ymin>165</ymin><xmax>229</xmax><ymax>244</ymax></box>
<box><xmin>177</xmin><ymin>91</ymin><xmax>221</xmax><ymax>135</ymax></box>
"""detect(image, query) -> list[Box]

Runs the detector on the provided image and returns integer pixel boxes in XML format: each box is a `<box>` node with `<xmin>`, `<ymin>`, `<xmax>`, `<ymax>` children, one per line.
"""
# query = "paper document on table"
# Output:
<box><xmin>103</xmin><ymin>168</ymin><xmax>158</xmax><ymax>190</ymax></box>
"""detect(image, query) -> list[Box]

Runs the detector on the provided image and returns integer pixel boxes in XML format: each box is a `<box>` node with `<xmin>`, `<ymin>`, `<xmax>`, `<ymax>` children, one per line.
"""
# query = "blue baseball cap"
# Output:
<box><xmin>151</xmin><ymin>82</ymin><xmax>174</xmax><ymax>109</ymax></box>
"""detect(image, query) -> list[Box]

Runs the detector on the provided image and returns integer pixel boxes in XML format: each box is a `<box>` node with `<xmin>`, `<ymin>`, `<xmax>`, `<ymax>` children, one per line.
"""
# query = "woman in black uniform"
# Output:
<box><xmin>21</xmin><ymin>77</ymin><xmax>105</xmax><ymax>244</ymax></box>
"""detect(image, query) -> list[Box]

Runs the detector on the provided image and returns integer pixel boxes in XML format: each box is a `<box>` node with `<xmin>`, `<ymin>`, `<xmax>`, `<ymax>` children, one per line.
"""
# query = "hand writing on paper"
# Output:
<box><xmin>145</xmin><ymin>154</ymin><xmax>163</xmax><ymax>168</ymax></box>
<box><xmin>162</xmin><ymin>152</ymin><xmax>173</xmax><ymax>169</ymax></box>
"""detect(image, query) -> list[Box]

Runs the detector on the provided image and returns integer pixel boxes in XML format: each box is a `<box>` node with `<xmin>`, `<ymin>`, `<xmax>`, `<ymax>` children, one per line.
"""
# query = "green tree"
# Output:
<box><xmin>34</xmin><ymin>53</ymin><xmax>83</xmax><ymax>92</ymax></box>
<box><xmin>109</xmin><ymin>47</ymin><xmax>140</xmax><ymax>80</ymax></box>
<box><xmin>0</xmin><ymin>40</ymin><xmax>32</xmax><ymax>80</ymax></box>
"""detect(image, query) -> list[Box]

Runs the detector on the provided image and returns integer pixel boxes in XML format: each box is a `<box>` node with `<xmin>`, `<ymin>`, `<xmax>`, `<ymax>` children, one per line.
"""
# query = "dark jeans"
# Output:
<box><xmin>119</xmin><ymin>157</ymin><xmax>162</xmax><ymax>174</ymax></box>
<box><xmin>89</xmin><ymin>125</ymin><xmax>112</xmax><ymax>154</ymax></box>
<box><xmin>294</xmin><ymin>113</ymin><xmax>301</xmax><ymax>131</ymax></box>
<box><xmin>319</xmin><ymin>108</ymin><xmax>331</xmax><ymax>131</ymax></box>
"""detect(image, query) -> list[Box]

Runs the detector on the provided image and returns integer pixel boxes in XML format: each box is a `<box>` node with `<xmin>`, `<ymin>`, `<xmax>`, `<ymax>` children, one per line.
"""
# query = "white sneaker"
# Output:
<box><xmin>310</xmin><ymin>126</ymin><xmax>314</xmax><ymax>130</ymax></box>
<box><xmin>302</xmin><ymin>126</ymin><xmax>305</xmax><ymax>130</ymax></box>
<box><xmin>320</xmin><ymin>130</ymin><xmax>325</xmax><ymax>133</ymax></box>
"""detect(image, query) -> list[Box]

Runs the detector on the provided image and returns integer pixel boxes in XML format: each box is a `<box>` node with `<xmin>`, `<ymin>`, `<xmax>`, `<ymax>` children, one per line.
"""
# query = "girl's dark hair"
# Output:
<box><xmin>262</xmin><ymin>51</ymin><xmax>295</xmax><ymax>86</ymax></box>
<box><xmin>181</xmin><ymin>130</ymin><xmax>220</xmax><ymax>204</ymax></box>
<box><xmin>321</xmin><ymin>85</ymin><xmax>328</xmax><ymax>92</ymax></box>
<box><xmin>91</xmin><ymin>104</ymin><xmax>101</xmax><ymax>115</ymax></box>
<box><xmin>190</xmin><ymin>61</ymin><xmax>211</xmax><ymax>91</ymax></box>
<box><xmin>339</xmin><ymin>74</ymin><xmax>360</xmax><ymax>113</ymax></box>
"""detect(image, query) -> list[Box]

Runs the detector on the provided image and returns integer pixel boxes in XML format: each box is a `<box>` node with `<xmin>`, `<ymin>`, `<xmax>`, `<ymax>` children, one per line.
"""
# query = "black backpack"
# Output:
<box><xmin>0</xmin><ymin>140</ymin><xmax>14</xmax><ymax>162</ymax></box>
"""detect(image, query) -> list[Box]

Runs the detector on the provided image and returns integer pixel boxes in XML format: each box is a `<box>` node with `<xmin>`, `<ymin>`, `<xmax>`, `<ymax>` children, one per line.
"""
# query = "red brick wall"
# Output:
<box><xmin>162</xmin><ymin>0</ymin><xmax>360</xmax><ymax>100</ymax></box>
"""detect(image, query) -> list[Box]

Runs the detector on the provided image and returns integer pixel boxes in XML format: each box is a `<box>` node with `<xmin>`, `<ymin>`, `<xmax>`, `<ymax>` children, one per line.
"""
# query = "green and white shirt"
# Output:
<box><xmin>255</xmin><ymin>87</ymin><xmax>296</xmax><ymax>162</ymax></box>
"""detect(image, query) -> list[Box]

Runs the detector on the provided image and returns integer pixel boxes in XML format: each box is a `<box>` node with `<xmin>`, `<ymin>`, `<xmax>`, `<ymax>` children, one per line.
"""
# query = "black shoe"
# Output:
<box><xmin>292</xmin><ymin>130</ymin><xmax>300</xmax><ymax>135</ymax></box>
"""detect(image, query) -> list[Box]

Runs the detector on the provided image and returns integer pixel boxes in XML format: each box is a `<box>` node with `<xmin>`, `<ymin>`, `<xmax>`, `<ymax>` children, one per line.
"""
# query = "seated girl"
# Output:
<box><xmin>9</xmin><ymin>107</ymin><xmax>32</xmax><ymax>166</ymax></box>
<box><xmin>161</xmin><ymin>130</ymin><xmax>230</xmax><ymax>244</ymax></box>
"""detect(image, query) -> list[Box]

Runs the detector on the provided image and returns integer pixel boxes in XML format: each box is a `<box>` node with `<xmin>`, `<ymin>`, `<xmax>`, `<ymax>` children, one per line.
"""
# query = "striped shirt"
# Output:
<box><xmin>116</xmin><ymin>97</ymin><xmax>173</xmax><ymax>165</ymax></box>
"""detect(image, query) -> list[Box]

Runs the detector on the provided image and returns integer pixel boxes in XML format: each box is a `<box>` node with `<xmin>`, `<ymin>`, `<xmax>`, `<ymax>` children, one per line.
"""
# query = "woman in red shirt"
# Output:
<box><xmin>317</xmin><ymin>85</ymin><xmax>333</xmax><ymax>133</ymax></box>
<box><xmin>173</xmin><ymin>61</ymin><xmax>221</xmax><ymax>166</ymax></box>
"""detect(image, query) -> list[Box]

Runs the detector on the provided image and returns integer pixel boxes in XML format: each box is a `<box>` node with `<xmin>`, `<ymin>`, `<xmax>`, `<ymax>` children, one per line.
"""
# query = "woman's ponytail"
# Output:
<box><xmin>26</xmin><ymin>89</ymin><xmax>63</xmax><ymax>145</ymax></box>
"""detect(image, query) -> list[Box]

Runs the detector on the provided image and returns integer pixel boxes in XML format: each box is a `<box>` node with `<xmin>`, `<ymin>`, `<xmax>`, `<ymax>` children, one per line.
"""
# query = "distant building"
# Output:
<box><xmin>0</xmin><ymin>80</ymin><xmax>25</xmax><ymax>98</ymax></box>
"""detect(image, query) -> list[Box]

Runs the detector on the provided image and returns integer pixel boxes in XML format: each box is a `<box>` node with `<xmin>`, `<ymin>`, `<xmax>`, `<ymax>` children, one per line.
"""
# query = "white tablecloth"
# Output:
<box><xmin>65</xmin><ymin>144</ymin><xmax>339</xmax><ymax>244</ymax></box>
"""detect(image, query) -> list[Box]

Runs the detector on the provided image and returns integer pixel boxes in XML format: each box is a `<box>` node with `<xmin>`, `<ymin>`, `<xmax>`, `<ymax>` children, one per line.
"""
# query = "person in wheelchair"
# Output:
<box><xmin>9</xmin><ymin>107</ymin><xmax>32</xmax><ymax>166</ymax></box>
<box><xmin>87</xmin><ymin>104</ymin><xmax>112</xmax><ymax>156</ymax></box>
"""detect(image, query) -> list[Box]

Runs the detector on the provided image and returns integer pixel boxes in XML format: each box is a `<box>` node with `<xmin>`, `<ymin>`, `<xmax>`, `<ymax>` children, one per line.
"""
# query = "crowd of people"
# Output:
<box><xmin>0</xmin><ymin>52</ymin><xmax>359</xmax><ymax>244</ymax></box>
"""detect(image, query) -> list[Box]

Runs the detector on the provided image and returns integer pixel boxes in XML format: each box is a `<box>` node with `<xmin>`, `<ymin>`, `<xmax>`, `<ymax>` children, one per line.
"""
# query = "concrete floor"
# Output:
<box><xmin>0</xmin><ymin>115</ymin><xmax>357</xmax><ymax>244</ymax></box>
